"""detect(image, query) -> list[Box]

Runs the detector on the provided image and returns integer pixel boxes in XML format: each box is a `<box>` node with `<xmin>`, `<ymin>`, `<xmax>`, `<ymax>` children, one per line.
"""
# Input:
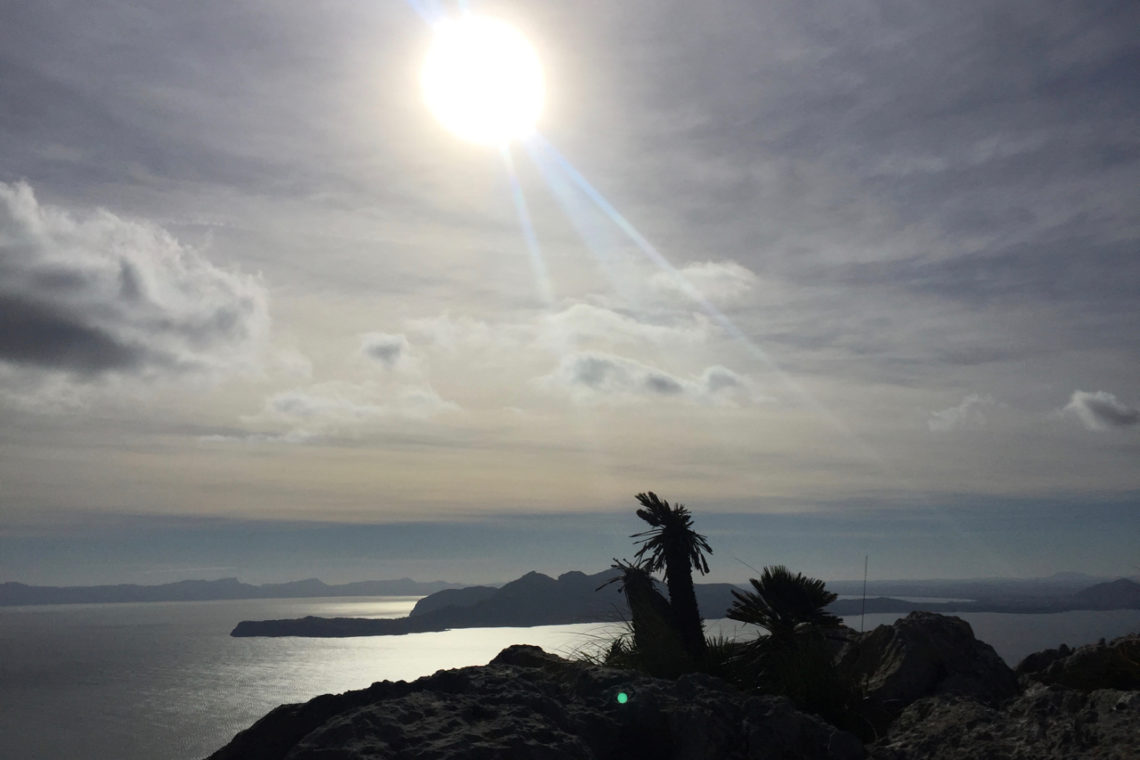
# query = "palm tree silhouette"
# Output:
<box><xmin>631</xmin><ymin>491</ymin><xmax>712</xmax><ymax>659</ymax></box>
<box><xmin>726</xmin><ymin>564</ymin><xmax>840</xmax><ymax>644</ymax></box>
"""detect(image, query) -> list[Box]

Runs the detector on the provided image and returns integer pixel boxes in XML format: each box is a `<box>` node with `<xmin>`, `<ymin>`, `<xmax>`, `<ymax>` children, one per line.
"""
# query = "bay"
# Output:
<box><xmin>1</xmin><ymin>596</ymin><xmax>1137</xmax><ymax>760</ymax></box>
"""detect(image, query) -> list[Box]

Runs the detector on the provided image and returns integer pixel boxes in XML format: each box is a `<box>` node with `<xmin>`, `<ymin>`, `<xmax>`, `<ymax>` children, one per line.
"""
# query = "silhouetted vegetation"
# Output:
<box><xmin>598</xmin><ymin>559</ymin><xmax>692</xmax><ymax>677</ymax></box>
<box><xmin>594</xmin><ymin>492</ymin><xmax>869</xmax><ymax>736</ymax></box>
<box><xmin>726</xmin><ymin>565</ymin><xmax>862</xmax><ymax>729</ymax></box>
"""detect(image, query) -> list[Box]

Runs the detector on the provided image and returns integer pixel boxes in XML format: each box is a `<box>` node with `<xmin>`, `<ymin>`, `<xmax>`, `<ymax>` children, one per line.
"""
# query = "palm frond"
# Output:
<box><xmin>630</xmin><ymin>491</ymin><xmax>712</xmax><ymax>579</ymax></box>
<box><xmin>727</xmin><ymin>565</ymin><xmax>840</xmax><ymax>640</ymax></box>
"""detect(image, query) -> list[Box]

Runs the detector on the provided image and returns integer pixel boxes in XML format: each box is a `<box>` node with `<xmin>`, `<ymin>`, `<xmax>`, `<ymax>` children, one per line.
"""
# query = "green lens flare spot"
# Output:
<box><xmin>616</xmin><ymin>691</ymin><xmax>629</xmax><ymax>704</ymax></box>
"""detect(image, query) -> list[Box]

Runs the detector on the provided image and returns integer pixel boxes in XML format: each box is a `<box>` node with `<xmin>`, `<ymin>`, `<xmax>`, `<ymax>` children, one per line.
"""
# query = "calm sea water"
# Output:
<box><xmin>1</xmin><ymin>596</ymin><xmax>1137</xmax><ymax>760</ymax></box>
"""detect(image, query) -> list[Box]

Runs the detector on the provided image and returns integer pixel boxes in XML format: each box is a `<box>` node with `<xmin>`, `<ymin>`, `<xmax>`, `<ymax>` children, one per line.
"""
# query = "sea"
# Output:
<box><xmin>1</xmin><ymin>596</ymin><xmax>1138</xmax><ymax>760</ymax></box>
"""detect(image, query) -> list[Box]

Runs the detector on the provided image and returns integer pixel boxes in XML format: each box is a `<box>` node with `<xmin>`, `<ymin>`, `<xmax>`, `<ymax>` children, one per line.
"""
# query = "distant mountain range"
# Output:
<box><xmin>6</xmin><ymin>571</ymin><xmax>1139</xmax><ymax>615</ymax></box>
<box><xmin>826</xmin><ymin>572</ymin><xmax>1128</xmax><ymax>600</ymax></box>
<box><xmin>827</xmin><ymin>578</ymin><xmax>1140</xmax><ymax>616</ymax></box>
<box><xmin>229</xmin><ymin>572</ymin><xmax>1140</xmax><ymax>638</ymax></box>
<box><xmin>0</xmin><ymin>577</ymin><xmax>463</xmax><ymax>606</ymax></box>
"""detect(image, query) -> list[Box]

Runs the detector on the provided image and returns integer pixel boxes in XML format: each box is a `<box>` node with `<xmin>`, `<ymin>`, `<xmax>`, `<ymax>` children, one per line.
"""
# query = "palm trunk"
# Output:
<box><xmin>619</xmin><ymin>566</ymin><xmax>688</xmax><ymax>677</ymax></box>
<box><xmin>665</xmin><ymin>546</ymin><xmax>707</xmax><ymax>659</ymax></box>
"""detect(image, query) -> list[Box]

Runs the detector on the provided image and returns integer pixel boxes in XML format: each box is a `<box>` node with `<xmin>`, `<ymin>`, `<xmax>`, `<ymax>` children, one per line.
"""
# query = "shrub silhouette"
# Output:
<box><xmin>728</xmin><ymin>565</ymin><xmax>856</xmax><ymax>727</ymax></box>
<box><xmin>726</xmin><ymin>565</ymin><xmax>840</xmax><ymax>643</ymax></box>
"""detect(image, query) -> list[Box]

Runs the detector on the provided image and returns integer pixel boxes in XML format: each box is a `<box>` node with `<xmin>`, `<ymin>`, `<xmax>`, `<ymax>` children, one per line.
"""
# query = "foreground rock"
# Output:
<box><xmin>1016</xmin><ymin>633</ymin><xmax>1140</xmax><ymax>691</ymax></box>
<box><xmin>206</xmin><ymin>645</ymin><xmax>863</xmax><ymax>760</ymax></box>
<box><xmin>870</xmin><ymin>687</ymin><xmax>1140</xmax><ymax>759</ymax></box>
<box><xmin>838</xmin><ymin>611</ymin><xmax>1018</xmax><ymax>732</ymax></box>
<box><xmin>867</xmin><ymin>629</ymin><xmax>1140</xmax><ymax>759</ymax></box>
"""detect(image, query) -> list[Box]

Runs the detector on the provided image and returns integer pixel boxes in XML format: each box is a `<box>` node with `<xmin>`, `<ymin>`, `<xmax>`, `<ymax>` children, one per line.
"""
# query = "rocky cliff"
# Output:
<box><xmin>206</xmin><ymin>644</ymin><xmax>863</xmax><ymax>760</ymax></box>
<box><xmin>862</xmin><ymin>623</ymin><xmax>1139</xmax><ymax>759</ymax></box>
<box><xmin>208</xmin><ymin>613</ymin><xmax>1138</xmax><ymax>760</ymax></box>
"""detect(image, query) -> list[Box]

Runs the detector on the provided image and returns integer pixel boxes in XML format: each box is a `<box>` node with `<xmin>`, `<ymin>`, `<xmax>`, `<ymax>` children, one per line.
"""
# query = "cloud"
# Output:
<box><xmin>407</xmin><ymin>303</ymin><xmax>714</xmax><ymax>362</ymax></box>
<box><xmin>1062</xmin><ymin>390</ymin><xmax>1139</xmax><ymax>431</ymax></box>
<box><xmin>701</xmin><ymin>365</ymin><xmax>744</xmax><ymax>394</ymax></box>
<box><xmin>928</xmin><ymin>394</ymin><xmax>999</xmax><ymax>432</ymax></box>
<box><xmin>0</xmin><ymin>181</ymin><xmax>268</xmax><ymax>379</ymax></box>
<box><xmin>359</xmin><ymin>332</ymin><xmax>409</xmax><ymax>368</ymax></box>
<box><xmin>405</xmin><ymin>313</ymin><xmax>530</xmax><ymax>354</ymax></box>
<box><xmin>649</xmin><ymin>260</ymin><xmax>759</xmax><ymax>305</ymax></box>
<box><xmin>225</xmin><ymin>380</ymin><xmax>459</xmax><ymax>444</ymax></box>
<box><xmin>265</xmin><ymin>383</ymin><xmax>458</xmax><ymax>423</ymax></box>
<box><xmin>539</xmin><ymin>351</ymin><xmax>758</xmax><ymax>406</ymax></box>
<box><xmin>538</xmin><ymin>302</ymin><xmax>711</xmax><ymax>348</ymax></box>
<box><xmin>0</xmin><ymin>365</ymin><xmax>87</xmax><ymax>414</ymax></box>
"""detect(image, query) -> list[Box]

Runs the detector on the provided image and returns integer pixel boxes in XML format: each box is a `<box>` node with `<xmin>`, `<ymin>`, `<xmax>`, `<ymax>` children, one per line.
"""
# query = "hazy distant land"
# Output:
<box><xmin>0</xmin><ymin>577</ymin><xmax>462</xmax><ymax>606</ymax></box>
<box><xmin>229</xmin><ymin>571</ymin><xmax>1140</xmax><ymax>638</ymax></box>
<box><xmin>6</xmin><ymin>571</ymin><xmax>1138</xmax><ymax>625</ymax></box>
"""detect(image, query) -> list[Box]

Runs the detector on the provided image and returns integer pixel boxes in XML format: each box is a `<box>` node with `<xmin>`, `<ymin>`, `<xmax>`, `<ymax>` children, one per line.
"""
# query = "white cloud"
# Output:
<box><xmin>0</xmin><ymin>181</ymin><xmax>269</xmax><ymax>382</ymax></box>
<box><xmin>538</xmin><ymin>302</ymin><xmax>711</xmax><ymax>349</ymax></box>
<box><xmin>649</xmin><ymin>260</ymin><xmax>759</xmax><ymax>305</ymax></box>
<box><xmin>0</xmin><ymin>365</ymin><xmax>88</xmax><ymax>414</ymax></box>
<box><xmin>409</xmin><ymin>302</ymin><xmax>714</xmax><ymax>356</ymax></box>
<box><xmin>405</xmin><ymin>312</ymin><xmax>530</xmax><ymax>353</ymax></box>
<box><xmin>1062</xmin><ymin>390</ymin><xmax>1139</xmax><ymax>431</ymax></box>
<box><xmin>928</xmin><ymin>394</ymin><xmax>999</xmax><ymax>432</ymax></box>
<box><xmin>227</xmin><ymin>380</ymin><xmax>459</xmax><ymax>444</ymax></box>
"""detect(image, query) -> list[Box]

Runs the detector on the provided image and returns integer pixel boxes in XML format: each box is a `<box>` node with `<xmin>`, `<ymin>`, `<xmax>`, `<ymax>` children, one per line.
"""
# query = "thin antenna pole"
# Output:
<box><xmin>860</xmin><ymin>555</ymin><xmax>868</xmax><ymax>634</ymax></box>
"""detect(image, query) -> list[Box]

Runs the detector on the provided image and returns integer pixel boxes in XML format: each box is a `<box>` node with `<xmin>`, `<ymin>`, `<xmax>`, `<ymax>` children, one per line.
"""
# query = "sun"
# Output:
<box><xmin>421</xmin><ymin>15</ymin><xmax>544</xmax><ymax>146</ymax></box>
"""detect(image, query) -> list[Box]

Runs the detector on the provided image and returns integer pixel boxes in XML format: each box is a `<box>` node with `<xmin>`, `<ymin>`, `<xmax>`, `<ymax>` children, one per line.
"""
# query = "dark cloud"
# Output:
<box><xmin>0</xmin><ymin>293</ymin><xmax>143</xmax><ymax>374</ymax></box>
<box><xmin>544</xmin><ymin>352</ymin><xmax>756</xmax><ymax>404</ymax></box>
<box><xmin>644</xmin><ymin>372</ymin><xmax>684</xmax><ymax>395</ymax></box>
<box><xmin>360</xmin><ymin>332</ymin><xmax>408</xmax><ymax>368</ymax></box>
<box><xmin>568</xmin><ymin>355</ymin><xmax>614</xmax><ymax>388</ymax></box>
<box><xmin>0</xmin><ymin>181</ymin><xmax>268</xmax><ymax>378</ymax></box>
<box><xmin>1063</xmin><ymin>390</ymin><xmax>1139</xmax><ymax>431</ymax></box>
<box><xmin>702</xmin><ymin>365</ymin><xmax>742</xmax><ymax>393</ymax></box>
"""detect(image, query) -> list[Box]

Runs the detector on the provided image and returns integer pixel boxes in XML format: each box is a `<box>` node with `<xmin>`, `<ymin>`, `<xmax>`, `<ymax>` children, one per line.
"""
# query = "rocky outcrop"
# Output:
<box><xmin>869</xmin><ymin>687</ymin><xmax>1140</xmax><ymax>759</ymax></box>
<box><xmin>838</xmin><ymin>612</ymin><xmax>1018</xmax><ymax>733</ymax></box>
<box><xmin>206</xmin><ymin>645</ymin><xmax>864</xmax><ymax>760</ymax></box>
<box><xmin>868</xmin><ymin>630</ymin><xmax>1140</xmax><ymax>759</ymax></box>
<box><xmin>211</xmin><ymin>614</ymin><xmax>1139</xmax><ymax>759</ymax></box>
<box><xmin>1017</xmin><ymin>634</ymin><xmax>1140</xmax><ymax>691</ymax></box>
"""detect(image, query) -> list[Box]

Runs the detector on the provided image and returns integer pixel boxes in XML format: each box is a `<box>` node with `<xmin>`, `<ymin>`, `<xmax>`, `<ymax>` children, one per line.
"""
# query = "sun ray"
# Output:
<box><xmin>525</xmin><ymin>135</ymin><xmax>889</xmax><ymax>467</ymax></box>
<box><xmin>500</xmin><ymin>146</ymin><xmax>554</xmax><ymax>306</ymax></box>
<box><xmin>524</xmin><ymin>138</ymin><xmax>643</xmax><ymax>306</ymax></box>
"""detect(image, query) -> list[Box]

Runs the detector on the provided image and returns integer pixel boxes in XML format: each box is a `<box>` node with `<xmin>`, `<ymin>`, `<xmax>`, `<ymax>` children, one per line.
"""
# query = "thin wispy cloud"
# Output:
<box><xmin>928</xmin><ymin>394</ymin><xmax>1000</xmax><ymax>432</ymax></box>
<box><xmin>649</xmin><ymin>260</ymin><xmax>758</xmax><ymax>305</ymax></box>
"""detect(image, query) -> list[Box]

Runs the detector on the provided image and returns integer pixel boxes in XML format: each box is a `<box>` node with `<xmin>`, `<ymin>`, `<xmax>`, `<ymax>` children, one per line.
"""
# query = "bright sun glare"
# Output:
<box><xmin>421</xmin><ymin>16</ymin><xmax>544</xmax><ymax>146</ymax></box>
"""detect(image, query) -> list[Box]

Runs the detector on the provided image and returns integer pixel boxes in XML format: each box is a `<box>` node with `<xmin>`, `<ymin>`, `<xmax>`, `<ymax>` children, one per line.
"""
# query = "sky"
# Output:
<box><xmin>1</xmin><ymin>0</ymin><xmax>1138</xmax><ymax>586</ymax></box>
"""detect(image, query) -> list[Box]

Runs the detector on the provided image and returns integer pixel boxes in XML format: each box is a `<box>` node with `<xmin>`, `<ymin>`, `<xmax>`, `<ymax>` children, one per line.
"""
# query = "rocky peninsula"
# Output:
<box><xmin>230</xmin><ymin>571</ymin><xmax>1140</xmax><ymax>638</ymax></box>
<box><xmin>208</xmin><ymin>613</ymin><xmax>1138</xmax><ymax>759</ymax></box>
<box><xmin>231</xmin><ymin>569</ymin><xmax>740</xmax><ymax>638</ymax></box>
